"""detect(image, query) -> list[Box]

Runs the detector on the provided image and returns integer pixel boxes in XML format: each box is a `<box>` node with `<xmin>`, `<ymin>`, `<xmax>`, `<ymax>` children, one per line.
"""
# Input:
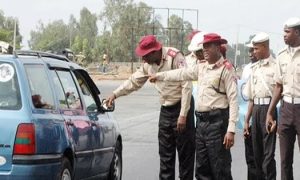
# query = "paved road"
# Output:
<box><xmin>97</xmin><ymin>80</ymin><xmax>300</xmax><ymax>180</ymax></box>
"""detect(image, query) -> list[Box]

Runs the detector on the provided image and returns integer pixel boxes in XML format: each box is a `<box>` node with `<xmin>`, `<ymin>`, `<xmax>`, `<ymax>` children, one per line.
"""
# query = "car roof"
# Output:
<box><xmin>0</xmin><ymin>50</ymin><xmax>83</xmax><ymax>70</ymax></box>
<box><xmin>0</xmin><ymin>50</ymin><xmax>100</xmax><ymax>95</ymax></box>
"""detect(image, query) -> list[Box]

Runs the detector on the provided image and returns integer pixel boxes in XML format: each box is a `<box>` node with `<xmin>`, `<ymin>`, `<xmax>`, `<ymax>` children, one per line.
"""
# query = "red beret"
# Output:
<box><xmin>198</xmin><ymin>33</ymin><xmax>227</xmax><ymax>45</ymax></box>
<box><xmin>135</xmin><ymin>35</ymin><xmax>162</xmax><ymax>57</ymax></box>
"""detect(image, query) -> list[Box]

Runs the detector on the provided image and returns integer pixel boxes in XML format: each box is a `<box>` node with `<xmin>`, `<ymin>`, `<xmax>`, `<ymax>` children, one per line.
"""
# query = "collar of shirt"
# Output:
<box><xmin>158</xmin><ymin>47</ymin><xmax>169</xmax><ymax>69</ymax></box>
<box><xmin>250</xmin><ymin>61</ymin><xmax>258</xmax><ymax>68</ymax></box>
<box><xmin>288</xmin><ymin>45</ymin><xmax>300</xmax><ymax>55</ymax></box>
<box><xmin>294</xmin><ymin>46</ymin><xmax>300</xmax><ymax>54</ymax></box>
<box><xmin>288</xmin><ymin>46</ymin><xmax>294</xmax><ymax>54</ymax></box>
<box><xmin>259</xmin><ymin>55</ymin><xmax>272</xmax><ymax>66</ymax></box>
<box><xmin>206</xmin><ymin>56</ymin><xmax>225</xmax><ymax>70</ymax></box>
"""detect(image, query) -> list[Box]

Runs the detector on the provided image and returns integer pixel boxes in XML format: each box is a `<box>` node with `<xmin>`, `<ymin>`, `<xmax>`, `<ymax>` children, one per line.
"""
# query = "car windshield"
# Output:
<box><xmin>0</xmin><ymin>62</ymin><xmax>21</xmax><ymax>110</ymax></box>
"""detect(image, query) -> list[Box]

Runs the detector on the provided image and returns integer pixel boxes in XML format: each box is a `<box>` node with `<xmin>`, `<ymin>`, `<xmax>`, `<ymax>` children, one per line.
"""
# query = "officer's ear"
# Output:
<box><xmin>297</xmin><ymin>29</ymin><xmax>300</xmax><ymax>36</ymax></box>
<box><xmin>295</xmin><ymin>26</ymin><xmax>300</xmax><ymax>36</ymax></box>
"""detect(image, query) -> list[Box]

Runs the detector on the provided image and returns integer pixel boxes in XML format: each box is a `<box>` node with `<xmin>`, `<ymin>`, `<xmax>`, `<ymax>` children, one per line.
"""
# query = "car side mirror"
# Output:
<box><xmin>101</xmin><ymin>99</ymin><xmax>115</xmax><ymax>112</ymax></box>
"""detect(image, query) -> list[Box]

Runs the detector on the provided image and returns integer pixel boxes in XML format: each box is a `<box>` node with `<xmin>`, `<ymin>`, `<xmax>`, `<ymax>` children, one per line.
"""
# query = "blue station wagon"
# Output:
<box><xmin>0</xmin><ymin>51</ymin><xmax>122</xmax><ymax>180</ymax></box>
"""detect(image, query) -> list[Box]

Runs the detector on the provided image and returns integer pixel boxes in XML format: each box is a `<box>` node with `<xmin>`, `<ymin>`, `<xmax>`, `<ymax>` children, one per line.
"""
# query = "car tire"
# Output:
<box><xmin>108</xmin><ymin>141</ymin><xmax>122</xmax><ymax>180</ymax></box>
<box><xmin>60</xmin><ymin>158</ymin><xmax>72</xmax><ymax>180</ymax></box>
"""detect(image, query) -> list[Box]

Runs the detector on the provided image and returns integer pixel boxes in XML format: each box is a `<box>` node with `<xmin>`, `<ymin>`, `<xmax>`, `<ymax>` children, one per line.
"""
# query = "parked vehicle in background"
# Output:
<box><xmin>0</xmin><ymin>51</ymin><xmax>122</xmax><ymax>180</ymax></box>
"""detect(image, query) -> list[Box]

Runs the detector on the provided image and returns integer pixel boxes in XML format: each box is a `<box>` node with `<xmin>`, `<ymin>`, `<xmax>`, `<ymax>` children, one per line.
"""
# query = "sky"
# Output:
<box><xmin>1</xmin><ymin>0</ymin><xmax>299</xmax><ymax>53</ymax></box>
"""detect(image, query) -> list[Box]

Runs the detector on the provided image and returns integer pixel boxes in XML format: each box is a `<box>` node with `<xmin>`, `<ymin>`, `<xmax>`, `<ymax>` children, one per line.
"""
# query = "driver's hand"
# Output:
<box><xmin>106</xmin><ymin>94</ymin><xmax>116</xmax><ymax>108</ymax></box>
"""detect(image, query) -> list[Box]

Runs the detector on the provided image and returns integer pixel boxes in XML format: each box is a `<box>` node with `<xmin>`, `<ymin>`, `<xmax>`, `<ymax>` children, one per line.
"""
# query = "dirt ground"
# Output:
<box><xmin>88</xmin><ymin>63</ymin><xmax>134</xmax><ymax>81</ymax></box>
<box><xmin>88</xmin><ymin>62</ymin><xmax>244</xmax><ymax>81</ymax></box>
<box><xmin>89</xmin><ymin>72</ymin><xmax>132</xmax><ymax>81</ymax></box>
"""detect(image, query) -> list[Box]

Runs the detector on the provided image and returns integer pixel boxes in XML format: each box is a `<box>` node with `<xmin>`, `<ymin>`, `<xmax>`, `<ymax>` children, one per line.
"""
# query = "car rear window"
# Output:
<box><xmin>0</xmin><ymin>62</ymin><xmax>22</xmax><ymax>110</ymax></box>
<box><xmin>24</xmin><ymin>64</ymin><xmax>55</xmax><ymax>109</ymax></box>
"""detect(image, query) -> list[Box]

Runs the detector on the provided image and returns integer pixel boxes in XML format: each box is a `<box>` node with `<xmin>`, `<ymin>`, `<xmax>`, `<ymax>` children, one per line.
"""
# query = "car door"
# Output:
<box><xmin>49</xmin><ymin>68</ymin><xmax>93</xmax><ymax>179</ymax></box>
<box><xmin>73</xmin><ymin>70</ymin><xmax>115</xmax><ymax>176</ymax></box>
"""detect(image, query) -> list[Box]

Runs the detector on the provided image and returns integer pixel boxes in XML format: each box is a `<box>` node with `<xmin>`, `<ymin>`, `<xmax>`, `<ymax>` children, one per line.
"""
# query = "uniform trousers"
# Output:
<box><xmin>278</xmin><ymin>101</ymin><xmax>300</xmax><ymax>180</ymax></box>
<box><xmin>159</xmin><ymin>97</ymin><xmax>195</xmax><ymax>180</ymax></box>
<box><xmin>195</xmin><ymin>108</ymin><xmax>232</xmax><ymax>180</ymax></box>
<box><xmin>244</xmin><ymin>126</ymin><xmax>257</xmax><ymax>180</ymax></box>
<box><xmin>251</xmin><ymin>105</ymin><xmax>277</xmax><ymax>180</ymax></box>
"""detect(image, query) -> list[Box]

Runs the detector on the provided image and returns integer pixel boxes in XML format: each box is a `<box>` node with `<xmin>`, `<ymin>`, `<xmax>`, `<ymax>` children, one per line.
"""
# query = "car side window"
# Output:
<box><xmin>74</xmin><ymin>72</ymin><xmax>98</xmax><ymax>112</ymax></box>
<box><xmin>52</xmin><ymin>70</ymin><xmax>82</xmax><ymax>110</ymax></box>
<box><xmin>49</xmin><ymin>70</ymin><xmax>68</xmax><ymax>109</ymax></box>
<box><xmin>24</xmin><ymin>64</ymin><xmax>55</xmax><ymax>109</ymax></box>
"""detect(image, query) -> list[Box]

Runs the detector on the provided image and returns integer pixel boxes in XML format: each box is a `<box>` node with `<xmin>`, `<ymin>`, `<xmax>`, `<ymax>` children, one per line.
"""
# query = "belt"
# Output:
<box><xmin>195</xmin><ymin>108</ymin><xmax>228</xmax><ymax>120</ymax></box>
<box><xmin>195</xmin><ymin>111</ymin><xmax>210</xmax><ymax>118</ymax></box>
<box><xmin>161</xmin><ymin>101</ymin><xmax>181</xmax><ymax>109</ymax></box>
<box><xmin>253</xmin><ymin>97</ymin><xmax>271</xmax><ymax>105</ymax></box>
<box><xmin>283</xmin><ymin>96</ymin><xmax>300</xmax><ymax>104</ymax></box>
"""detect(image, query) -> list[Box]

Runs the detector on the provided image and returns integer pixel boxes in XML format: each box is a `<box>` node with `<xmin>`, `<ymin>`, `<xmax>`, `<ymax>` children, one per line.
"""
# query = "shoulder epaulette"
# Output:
<box><xmin>167</xmin><ymin>49</ymin><xmax>179</xmax><ymax>58</ymax></box>
<box><xmin>223</xmin><ymin>59</ymin><xmax>233</xmax><ymax>70</ymax></box>
<box><xmin>277</xmin><ymin>47</ymin><xmax>287</xmax><ymax>56</ymax></box>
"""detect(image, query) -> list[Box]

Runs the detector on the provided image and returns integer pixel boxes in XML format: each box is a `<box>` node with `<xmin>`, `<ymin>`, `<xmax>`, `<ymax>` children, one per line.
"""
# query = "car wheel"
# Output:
<box><xmin>60</xmin><ymin>158</ymin><xmax>72</xmax><ymax>180</ymax></box>
<box><xmin>108</xmin><ymin>141</ymin><xmax>122</xmax><ymax>180</ymax></box>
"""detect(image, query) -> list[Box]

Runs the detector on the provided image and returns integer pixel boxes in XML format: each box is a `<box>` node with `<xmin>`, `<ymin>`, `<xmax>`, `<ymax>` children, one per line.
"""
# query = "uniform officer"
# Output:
<box><xmin>242</xmin><ymin>39</ymin><xmax>258</xmax><ymax>180</ymax></box>
<box><xmin>185</xmin><ymin>30</ymin><xmax>200</xmax><ymax>67</ymax></box>
<box><xmin>244</xmin><ymin>32</ymin><xmax>277</xmax><ymax>180</ymax></box>
<box><xmin>149</xmin><ymin>33</ymin><xmax>238</xmax><ymax>180</ymax></box>
<box><xmin>186</xmin><ymin>31</ymin><xmax>207</xmax><ymax>112</ymax></box>
<box><xmin>241</xmin><ymin>41</ymin><xmax>258</xmax><ymax>80</ymax></box>
<box><xmin>266</xmin><ymin>17</ymin><xmax>300</xmax><ymax>180</ymax></box>
<box><xmin>186</xmin><ymin>31</ymin><xmax>207</xmax><ymax>67</ymax></box>
<box><xmin>106</xmin><ymin>35</ymin><xmax>195</xmax><ymax>180</ymax></box>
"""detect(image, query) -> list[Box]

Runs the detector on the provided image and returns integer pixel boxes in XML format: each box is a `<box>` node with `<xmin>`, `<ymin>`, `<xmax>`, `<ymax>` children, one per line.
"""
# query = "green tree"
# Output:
<box><xmin>28</xmin><ymin>7</ymin><xmax>98</xmax><ymax>63</ymax></box>
<box><xmin>68</xmin><ymin>15</ymin><xmax>80</xmax><ymax>48</ymax></box>
<box><xmin>167</xmin><ymin>15</ymin><xmax>193</xmax><ymax>52</ymax></box>
<box><xmin>71</xmin><ymin>35</ymin><xmax>82</xmax><ymax>54</ymax></box>
<box><xmin>78</xmin><ymin>7</ymin><xmax>98</xmax><ymax>48</ymax></box>
<box><xmin>0</xmin><ymin>29</ymin><xmax>11</xmax><ymax>42</ymax></box>
<box><xmin>93</xmin><ymin>31</ymin><xmax>111</xmax><ymax>63</ymax></box>
<box><xmin>29</xmin><ymin>20</ymin><xmax>70</xmax><ymax>52</ymax></box>
<box><xmin>68</xmin><ymin>8</ymin><xmax>98</xmax><ymax>63</ymax></box>
<box><xmin>0</xmin><ymin>10</ymin><xmax>22</xmax><ymax>49</ymax></box>
<box><xmin>100</xmin><ymin>0</ymin><xmax>155</xmax><ymax>62</ymax></box>
<box><xmin>25</xmin><ymin>2</ymin><xmax>198</xmax><ymax>64</ymax></box>
<box><xmin>82</xmin><ymin>38</ymin><xmax>92</xmax><ymax>64</ymax></box>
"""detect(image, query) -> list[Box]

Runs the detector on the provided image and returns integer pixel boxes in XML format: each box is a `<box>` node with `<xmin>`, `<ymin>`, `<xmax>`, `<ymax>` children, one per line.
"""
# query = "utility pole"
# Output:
<box><xmin>131</xmin><ymin>27</ymin><xmax>134</xmax><ymax>73</ymax></box>
<box><xmin>180</xmin><ymin>9</ymin><xmax>185</xmax><ymax>51</ymax></box>
<box><xmin>152</xmin><ymin>9</ymin><xmax>155</xmax><ymax>35</ymax></box>
<box><xmin>13</xmin><ymin>19</ymin><xmax>17</xmax><ymax>51</ymax></box>
<box><xmin>234</xmin><ymin>25</ymin><xmax>240</xmax><ymax>68</ymax></box>
<box><xmin>69</xmin><ymin>25</ymin><xmax>72</xmax><ymax>48</ymax></box>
